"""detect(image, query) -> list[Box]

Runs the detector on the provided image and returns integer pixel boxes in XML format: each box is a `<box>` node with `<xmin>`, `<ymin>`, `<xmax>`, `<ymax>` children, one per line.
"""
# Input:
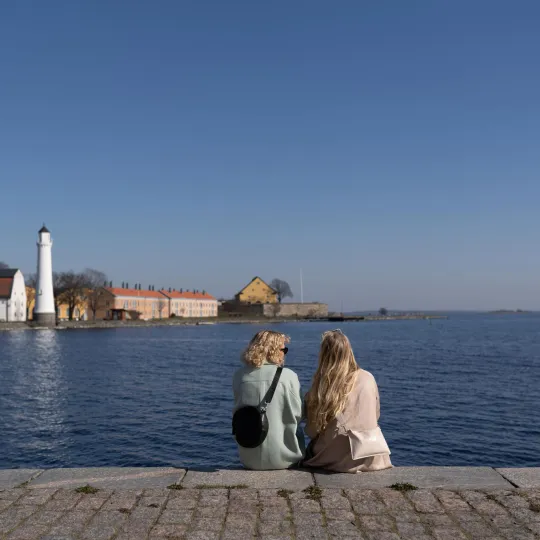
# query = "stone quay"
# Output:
<box><xmin>0</xmin><ymin>467</ymin><xmax>539</xmax><ymax>539</ymax></box>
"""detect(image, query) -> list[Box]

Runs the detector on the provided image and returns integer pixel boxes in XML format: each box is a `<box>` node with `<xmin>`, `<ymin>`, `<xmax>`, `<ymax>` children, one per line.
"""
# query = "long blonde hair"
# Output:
<box><xmin>242</xmin><ymin>330</ymin><xmax>290</xmax><ymax>368</ymax></box>
<box><xmin>306</xmin><ymin>330</ymin><xmax>359</xmax><ymax>434</ymax></box>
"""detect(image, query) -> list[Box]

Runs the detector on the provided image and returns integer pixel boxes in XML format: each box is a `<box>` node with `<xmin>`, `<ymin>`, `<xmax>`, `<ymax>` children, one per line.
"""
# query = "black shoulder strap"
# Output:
<box><xmin>259</xmin><ymin>367</ymin><xmax>283</xmax><ymax>411</ymax></box>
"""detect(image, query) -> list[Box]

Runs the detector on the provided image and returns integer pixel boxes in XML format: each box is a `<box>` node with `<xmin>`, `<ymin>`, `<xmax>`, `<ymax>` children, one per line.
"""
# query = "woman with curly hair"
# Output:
<box><xmin>303</xmin><ymin>329</ymin><xmax>392</xmax><ymax>473</ymax></box>
<box><xmin>233</xmin><ymin>330</ymin><xmax>305</xmax><ymax>470</ymax></box>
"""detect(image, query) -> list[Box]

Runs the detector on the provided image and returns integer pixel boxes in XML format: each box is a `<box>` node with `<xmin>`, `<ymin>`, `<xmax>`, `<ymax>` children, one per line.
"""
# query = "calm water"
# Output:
<box><xmin>0</xmin><ymin>314</ymin><xmax>539</xmax><ymax>469</ymax></box>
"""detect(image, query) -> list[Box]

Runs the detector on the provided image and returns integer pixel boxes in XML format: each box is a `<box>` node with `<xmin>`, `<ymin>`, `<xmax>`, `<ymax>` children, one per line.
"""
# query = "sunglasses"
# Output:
<box><xmin>281</xmin><ymin>347</ymin><xmax>289</xmax><ymax>355</ymax></box>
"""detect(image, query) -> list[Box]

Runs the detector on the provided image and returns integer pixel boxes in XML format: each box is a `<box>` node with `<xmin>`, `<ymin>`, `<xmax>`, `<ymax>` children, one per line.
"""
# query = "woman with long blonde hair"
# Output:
<box><xmin>232</xmin><ymin>330</ymin><xmax>305</xmax><ymax>470</ymax></box>
<box><xmin>303</xmin><ymin>330</ymin><xmax>392</xmax><ymax>473</ymax></box>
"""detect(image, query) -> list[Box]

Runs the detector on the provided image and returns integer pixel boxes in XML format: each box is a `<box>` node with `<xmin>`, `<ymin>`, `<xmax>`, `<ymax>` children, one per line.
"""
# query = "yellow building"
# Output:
<box><xmin>26</xmin><ymin>287</ymin><xmax>89</xmax><ymax>321</ymax></box>
<box><xmin>235</xmin><ymin>277</ymin><xmax>278</xmax><ymax>304</ymax></box>
<box><xmin>26</xmin><ymin>286</ymin><xmax>35</xmax><ymax>319</ymax></box>
<box><xmin>56</xmin><ymin>297</ymin><xmax>89</xmax><ymax>321</ymax></box>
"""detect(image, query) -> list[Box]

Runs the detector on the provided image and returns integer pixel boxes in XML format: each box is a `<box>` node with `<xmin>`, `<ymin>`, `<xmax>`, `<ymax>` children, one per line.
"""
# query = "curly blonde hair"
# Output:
<box><xmin>306</xmin><ymin>330</ymin><xmax>359</xmax><ymax>434</ymax></box>
<box><xmin>242</xmin><ymin>330</ymin><xmax>290</xmax><ymax>368</ymax></box>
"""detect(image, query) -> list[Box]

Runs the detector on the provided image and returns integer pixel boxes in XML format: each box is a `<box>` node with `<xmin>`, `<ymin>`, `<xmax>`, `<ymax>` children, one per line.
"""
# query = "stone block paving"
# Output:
<box><xmin>0</xmin><ymin>485</ymin><xmax>539</xmax><ymax>539</ymax></box>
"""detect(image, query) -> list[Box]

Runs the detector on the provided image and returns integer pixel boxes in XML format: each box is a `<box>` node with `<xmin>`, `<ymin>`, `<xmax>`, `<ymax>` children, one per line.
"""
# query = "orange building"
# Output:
<box><xmin>160</xmin><ymin>289</ymin><xmax>217</xmax><ymax>318</ymax></box>
<box><xmin>94</xmin><ymin>287</ymin><xmax>169</xmax><ymax>320</ymax></box>
<box><xmin>26</xmin><ymin>285</ymin><xmax>217</xmax><ymax>321</ymax></box>
<box><xmin>94</xmin><ymin>287</ymin><xmax>217</xmax><ymax>320</ymax></box>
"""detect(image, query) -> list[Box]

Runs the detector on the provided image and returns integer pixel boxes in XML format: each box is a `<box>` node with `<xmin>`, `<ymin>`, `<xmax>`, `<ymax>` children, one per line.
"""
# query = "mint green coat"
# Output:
<box><xmin>233</xmin><ymin>363</ymin><xmax>305</xmax><ymax>470</ymax></box>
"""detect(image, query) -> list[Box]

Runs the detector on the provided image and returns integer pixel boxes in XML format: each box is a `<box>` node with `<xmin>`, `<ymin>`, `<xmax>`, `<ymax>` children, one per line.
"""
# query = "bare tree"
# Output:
<box><xmin>56</xmin><ymin>271</ymin><xmax>87</xmax><ymax>321</ymax></box>
<box><xmin>0</xmin><ymin>261</ymin><xmax>9</xmax><ymax>269</ymax></box>
<box><xmin>26</xmin><ymin>273</ymin><xmax>37</xmax><ymax>287</ymax></box>
<box><xmin>379</xmin><ymin>307</ymin><xmax>388</xmax><ymax>317</ymax></box>
<box><xmin>52</xmin><ymin>272</ymin><xmax>63</xmax><ymax>314</ymax></box>
<box><xmin>158</xmin><ymin>297</ymin><xmax>168</xmax><ymax>318</ymax></box>
<box><xmin>82</xmin><ymin>268</ymin><xmax>108</xmax><ymax>320</ymax></box>
<box><xmin>270</xmin><ymin>279</ymin><xmax>293</xmax><ymax>303</ymax></box>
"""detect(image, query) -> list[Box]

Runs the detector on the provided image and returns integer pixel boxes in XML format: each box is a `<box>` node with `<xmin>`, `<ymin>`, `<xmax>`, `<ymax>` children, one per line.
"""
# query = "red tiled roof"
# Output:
<box><xmin>0</xmin><ymin>277</ymin><xmax>13</xmax><ymax>298</ymax></box>
<box><xmin>160</xmin><ymin>290</ymin><xmax>216</xmax><ymax>300</ymax></box>
<box><xmin>105</xmin><ymin>287</ymin><xmax>167</xmax><ymax>299</ymax></box>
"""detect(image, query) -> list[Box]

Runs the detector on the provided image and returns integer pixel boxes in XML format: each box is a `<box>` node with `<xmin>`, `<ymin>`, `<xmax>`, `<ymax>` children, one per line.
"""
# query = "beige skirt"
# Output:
<box><xmin>302</xmin><ymin>434</ymin><xmax>393</xmax><ymax>474</ymax></box>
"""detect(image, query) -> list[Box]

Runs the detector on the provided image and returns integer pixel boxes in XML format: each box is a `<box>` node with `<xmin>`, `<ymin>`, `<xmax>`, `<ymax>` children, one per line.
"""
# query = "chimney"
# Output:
<box><xmin>126</xmin><ymin>282</ymin><xmax>129</xmax><ymax>289</ymax></box>
<box><xmin>122</xmin><ymin>282</ymin><xmax>125</xmax><ymax>288</ymax></box>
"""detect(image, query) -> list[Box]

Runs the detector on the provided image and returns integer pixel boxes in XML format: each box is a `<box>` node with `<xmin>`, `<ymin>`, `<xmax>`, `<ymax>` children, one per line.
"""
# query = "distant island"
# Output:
<box><xmin>489</xmin><ymin>309</ymin><xmax>530</xmax><ymax>314</ymax></box>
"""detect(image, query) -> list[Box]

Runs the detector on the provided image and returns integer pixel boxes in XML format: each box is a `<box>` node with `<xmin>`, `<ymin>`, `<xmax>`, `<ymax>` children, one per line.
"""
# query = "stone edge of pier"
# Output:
<box><xmin>1</xmin><ymin>467</ymin><xmax>539</xmax><ymax>491</ymax></box>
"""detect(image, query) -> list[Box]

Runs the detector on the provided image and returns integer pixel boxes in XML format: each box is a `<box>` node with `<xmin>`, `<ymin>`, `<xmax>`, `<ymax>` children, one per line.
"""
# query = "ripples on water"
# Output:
<box><xmin>0</xmin><ymin>314</ymin><xmax>539</xmax><ymax>469</ymax></box>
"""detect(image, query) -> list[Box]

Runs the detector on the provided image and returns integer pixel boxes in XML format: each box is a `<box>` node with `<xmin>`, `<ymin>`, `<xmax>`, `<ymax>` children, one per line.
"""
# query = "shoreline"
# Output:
<box><xmin>0</xmin><ymin>315</ymin><xmax>448</xmax><ymax>332</ymax></box>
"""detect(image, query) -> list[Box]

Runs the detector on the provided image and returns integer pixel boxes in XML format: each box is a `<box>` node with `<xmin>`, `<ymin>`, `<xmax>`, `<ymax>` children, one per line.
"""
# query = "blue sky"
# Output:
<box><xmin>1</xmin><ymin>1</ymin><xmax>539</xmax><ymax>311</ymax></box>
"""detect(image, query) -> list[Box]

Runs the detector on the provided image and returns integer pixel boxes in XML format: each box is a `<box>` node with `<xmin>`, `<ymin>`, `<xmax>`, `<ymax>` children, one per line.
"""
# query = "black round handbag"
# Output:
<box><xmin>232</xmin><ymin>367</ymin><xmax>283</xmax><ymax>449</ymax></box>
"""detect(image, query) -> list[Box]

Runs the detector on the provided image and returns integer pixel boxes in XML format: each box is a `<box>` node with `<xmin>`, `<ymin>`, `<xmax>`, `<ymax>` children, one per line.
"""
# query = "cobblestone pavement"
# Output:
<box><xmin>1</xmin><ymin>485</ymin><xmax>539</xmax><ymax>539</ymax></box>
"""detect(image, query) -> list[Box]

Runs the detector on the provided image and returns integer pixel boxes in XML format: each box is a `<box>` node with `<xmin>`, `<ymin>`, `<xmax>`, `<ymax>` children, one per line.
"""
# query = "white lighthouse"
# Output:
<box><xmin>34</xmin><ymin>224</ymin><xmax>56</xmax><ymax>326</ymax></box>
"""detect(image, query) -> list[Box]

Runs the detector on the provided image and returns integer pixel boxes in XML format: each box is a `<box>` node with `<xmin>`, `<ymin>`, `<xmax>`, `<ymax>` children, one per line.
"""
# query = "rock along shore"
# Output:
<box><xmin>0</xmin><ymin>315</ymin><xmax>448</xmax><ymax>332</ymax></box>
<box><xmin>0</xmin><ymin>467</ymin><xmax>539</xmax><ymax>539</ymax></box>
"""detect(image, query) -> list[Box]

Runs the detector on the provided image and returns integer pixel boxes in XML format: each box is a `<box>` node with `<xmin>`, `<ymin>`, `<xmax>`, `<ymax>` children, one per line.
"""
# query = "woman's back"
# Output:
<box><xmin>303</xmin><ymin>330</ymin><xmax>392</xmax><ymax>474</ymax></box>
<box><xmin>304</xmin><ymin>368</ymin><xmax>391</xmax><ymax>473</ymax></box>
<box><xmin>233</xmin><ymin>363</ymin><xmax>305</xmax><ymax>470</ymax></box>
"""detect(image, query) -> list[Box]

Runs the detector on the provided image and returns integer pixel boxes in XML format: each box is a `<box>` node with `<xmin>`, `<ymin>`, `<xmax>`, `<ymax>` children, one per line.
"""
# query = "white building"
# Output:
<box><xmin>0</xmin><ymin>269</ymin><xmax>27</xmax><ymax>322</ymax></box>
<box><xmin>34</xmin><ymin>225</ymin><xmax>56</xmax><ymax>326</ymax></box>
